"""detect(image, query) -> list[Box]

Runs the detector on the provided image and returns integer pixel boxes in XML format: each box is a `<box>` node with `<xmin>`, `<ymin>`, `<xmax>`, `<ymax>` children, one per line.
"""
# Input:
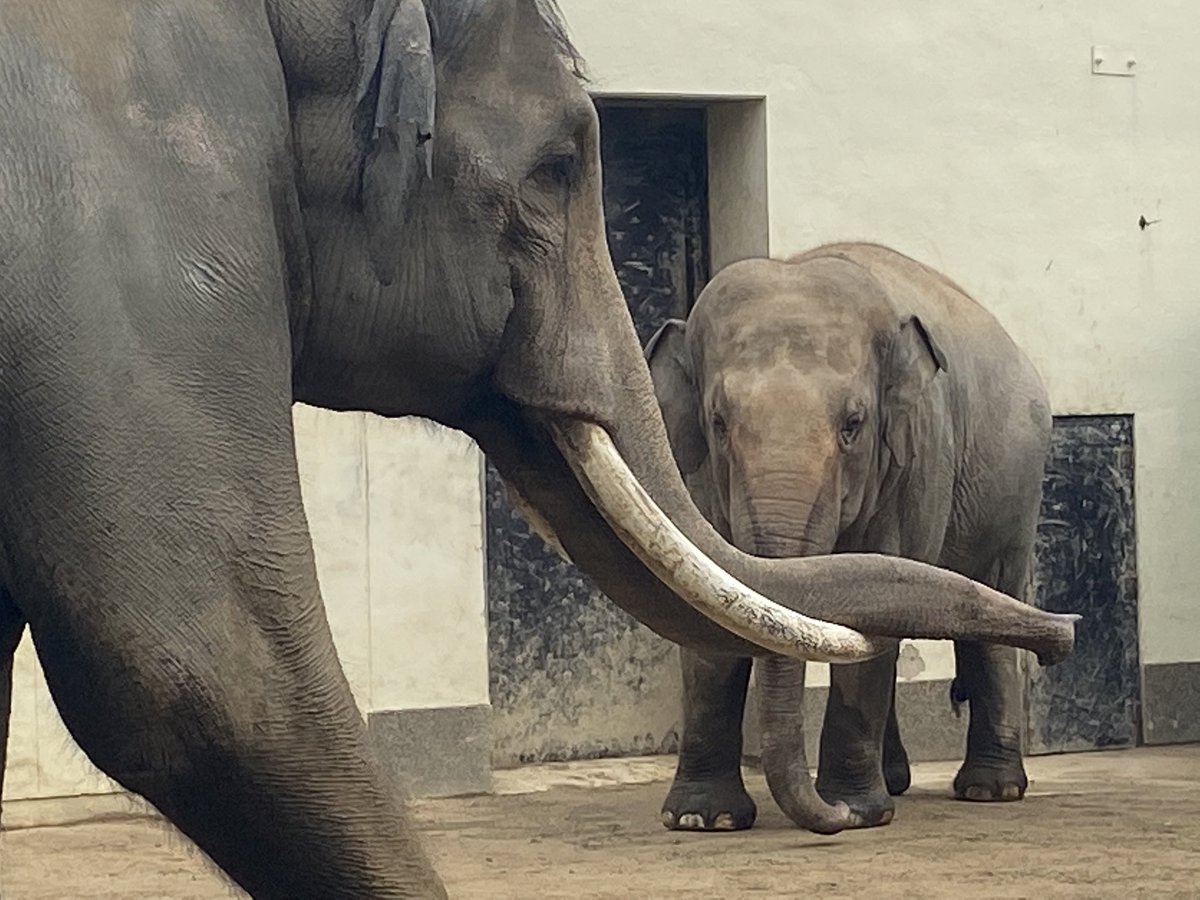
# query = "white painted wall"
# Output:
<box><xmin>294</xmin><ymin>408</ymin><xmax>489</xmax><ymax>715</ymax></box>
<box><xmin>4</xmin><ymin>407</ymin><xmax>488</xmax><ymax>801</ymax></box>
<box><xmin>563</xmin><ymin>0</ymin><xmax>1200</xmax><ymax>671</ymax></box>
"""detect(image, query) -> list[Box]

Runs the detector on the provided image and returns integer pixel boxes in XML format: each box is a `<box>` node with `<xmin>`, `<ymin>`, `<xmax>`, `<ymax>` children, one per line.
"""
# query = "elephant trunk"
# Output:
<box><xmin>759</xmin><ymin>654</ymin><xmax>849</xmax><ymax>834</ymax></box>
<box><xmin>734</xmin><ymin>483</ymin><xmax>852</xmax><ymax>833</ymax></box>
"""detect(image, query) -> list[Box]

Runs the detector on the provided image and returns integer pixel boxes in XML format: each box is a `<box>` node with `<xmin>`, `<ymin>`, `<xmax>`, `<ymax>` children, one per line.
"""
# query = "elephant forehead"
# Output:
<box><xmin>693</xmin><ymin>255</ymin><xmax>894</xmax><ymax>372</ymax></box>
<box><xmin>702</xmin><ymin>312</ymin><xmax>875</xmax><ymax>378</ymax></box>
<box><xmin>711</xmin><ymin>366</ymin><xmax>848</xmax><ymax>424</ymax></box>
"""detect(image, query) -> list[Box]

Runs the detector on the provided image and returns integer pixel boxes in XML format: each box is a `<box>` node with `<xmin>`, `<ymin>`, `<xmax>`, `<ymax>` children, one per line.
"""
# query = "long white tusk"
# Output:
<box><xmin>549</xmin><ymin>420</ymin><xmax>891</xmax><ymax>663</ymax></box>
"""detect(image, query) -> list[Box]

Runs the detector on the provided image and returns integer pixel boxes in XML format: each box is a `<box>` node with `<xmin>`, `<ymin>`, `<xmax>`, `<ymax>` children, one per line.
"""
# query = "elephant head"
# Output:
<box><xmin>275</xmin><ymin>0</ymin><xmax>1077</xmax><ymax>663</ymax></box>
<box><xmin>647</xmin><ymin>255</ymin><xmax>947</xmax><ymax>559</ymax></box>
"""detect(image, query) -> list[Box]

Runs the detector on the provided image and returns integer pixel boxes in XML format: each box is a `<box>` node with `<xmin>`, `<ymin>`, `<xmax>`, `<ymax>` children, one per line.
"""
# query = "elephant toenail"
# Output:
<box><xmin>678</xmin><ymin>813</ymin><xmax>705</xmax><ymax>830</ymax></box>
<box><xmin>999</xmin><ymin>784</ymin><xmax>1023</xmax><ymax>801</ymax></box>
<box><xmin>661</xmin><ymin>811</ymin><xmax>677</xmax><ymax>828</ymax></box>
<box><xmin>712</xmin><ymin>813</ymin><xmax>736</xmax><ymax>830</ymax></box>
<box><xmin>962</xmin><ymin>785</ymin><xmax>992</xmax><ymax>801</ymax></box>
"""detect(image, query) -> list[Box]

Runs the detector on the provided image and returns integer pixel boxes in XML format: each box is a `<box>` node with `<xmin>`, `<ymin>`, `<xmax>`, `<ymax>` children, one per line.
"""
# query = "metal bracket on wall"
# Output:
<box><xmin>1092</xmin><ymin>46</ymin><xmax>1137</xmax><ymax>77</ymax></box>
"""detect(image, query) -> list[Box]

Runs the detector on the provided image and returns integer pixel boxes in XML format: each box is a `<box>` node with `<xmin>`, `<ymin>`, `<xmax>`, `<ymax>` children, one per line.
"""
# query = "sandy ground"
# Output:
<box><xmin>2</xmin><ymin>746</ymin><xmax>1198</xmax><ymax>898</ymax></box>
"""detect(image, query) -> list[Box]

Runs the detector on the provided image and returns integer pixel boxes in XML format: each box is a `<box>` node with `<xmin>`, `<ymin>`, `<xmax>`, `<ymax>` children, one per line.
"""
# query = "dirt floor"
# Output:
<box><xmin>3</xmin><ymin>746</ymin><xmax>1198</xmax><ymax>898</ymax></box>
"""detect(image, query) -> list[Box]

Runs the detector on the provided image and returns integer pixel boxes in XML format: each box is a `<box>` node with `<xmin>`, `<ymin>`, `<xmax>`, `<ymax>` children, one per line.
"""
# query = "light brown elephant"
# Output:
<box><xmin>648</xmin><ymin>243</ymin><xmax>1053</xmax><ymax>834</ymax></box>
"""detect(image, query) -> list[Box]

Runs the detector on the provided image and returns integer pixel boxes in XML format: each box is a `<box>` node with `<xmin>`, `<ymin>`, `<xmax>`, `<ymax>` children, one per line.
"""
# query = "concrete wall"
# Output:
<box><xmin>566</xmin><ymin>0</ymin><xmax>1200</xmax><ymax>713</ymax></box>
<box><xmin>5</xmin><ymin>407</ymin><xmax>490</xmax><ymax>801</ymax></box>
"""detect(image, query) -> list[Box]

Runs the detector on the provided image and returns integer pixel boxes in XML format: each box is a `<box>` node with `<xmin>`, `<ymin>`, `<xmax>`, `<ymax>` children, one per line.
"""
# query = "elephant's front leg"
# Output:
<box><xmin>661</xmin><ymin>648</ymin><xmax>757</xmax><ymax>831</ymax></box>
<box><xmin>815</xmin><ymin>647</ymin><xmax>898</xmax><ymax>828</ymax></box>
<box><xmin>952</xmin><ymin>640</ymin><xmax>1027</xmax><ymax>801</ymax></box>
<box><xmin>5</xmin><ymin>394</ymin><xmax>447</xmax><ymax>897</ymax></box>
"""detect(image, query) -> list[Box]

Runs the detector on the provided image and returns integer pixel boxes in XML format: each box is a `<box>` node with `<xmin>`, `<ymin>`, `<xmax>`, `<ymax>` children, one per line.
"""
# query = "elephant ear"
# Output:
<box><xmin>882</xmin><ymin>315</ymin><xmax>947</xmax><ymax>468</ymax></box>
<box><xmin>356</xmin><ymin>0</ymin><xmax>436</xmax><ymax>285</ymax></box>
<box><xmin>645</xmin><ymin>319</ymin><xmax>707</xmax><ymax>476</ymax></box>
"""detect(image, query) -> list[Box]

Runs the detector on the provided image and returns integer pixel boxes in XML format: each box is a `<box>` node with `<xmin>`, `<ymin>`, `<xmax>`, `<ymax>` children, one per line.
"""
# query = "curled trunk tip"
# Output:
<box><xmin>759</xmin><ymin>656</ymin><xmax>851</xmax><ymax>834</ymax></box>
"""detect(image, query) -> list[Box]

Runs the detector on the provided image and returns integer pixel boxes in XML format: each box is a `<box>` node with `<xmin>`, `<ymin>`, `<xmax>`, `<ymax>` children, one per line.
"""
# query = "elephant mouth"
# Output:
<box><xmin>546</xmin><ymin>419</ymin><xmax>891</xmax><ymax>663</ymax></box>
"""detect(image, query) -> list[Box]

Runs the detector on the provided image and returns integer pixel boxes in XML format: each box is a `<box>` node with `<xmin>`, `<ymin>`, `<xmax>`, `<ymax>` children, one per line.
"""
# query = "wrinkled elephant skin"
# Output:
<box><xmin>648</xmin><ymin>243</ymin><xmax>1053</xmax><ymax>834</ymax></box>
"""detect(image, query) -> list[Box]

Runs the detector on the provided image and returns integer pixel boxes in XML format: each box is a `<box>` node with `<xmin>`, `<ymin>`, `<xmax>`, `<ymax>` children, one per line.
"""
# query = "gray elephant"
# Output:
<box><xmin>647</xmin><ymin>242</ymin><xmax>1053</xmax><ymax>835</ymax></box>
<box><xmin>0</xmin><ymin>1</ymin><xmax>1079</xmax><ymax>895</ymax></box>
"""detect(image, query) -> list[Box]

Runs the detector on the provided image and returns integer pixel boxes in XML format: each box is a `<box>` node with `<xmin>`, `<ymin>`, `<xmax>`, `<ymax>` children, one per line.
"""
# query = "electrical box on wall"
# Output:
<box><xmin>1092</xmin><ymin>45</ymin><xmax>1137</xmax><ymax>77</ymax></box>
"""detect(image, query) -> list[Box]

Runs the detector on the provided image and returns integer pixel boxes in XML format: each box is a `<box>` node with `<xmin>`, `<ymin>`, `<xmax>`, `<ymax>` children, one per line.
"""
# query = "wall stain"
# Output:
<box><xmin>1029</xmin><ymin>415</ymin><xmax>1139</xmax><ymax>754</ymax></box>
<box><xmin>896</xmin><ymin>642</ymin><xmax>927</xmax><ymax>681</ymax></box>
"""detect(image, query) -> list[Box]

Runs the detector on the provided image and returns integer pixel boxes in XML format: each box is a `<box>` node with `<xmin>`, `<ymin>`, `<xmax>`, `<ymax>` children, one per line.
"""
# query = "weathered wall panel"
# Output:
<box><xmin>1029</xmin><ymin>416</ymin><xmax>1139</xmax><ymax>754</ymax></box>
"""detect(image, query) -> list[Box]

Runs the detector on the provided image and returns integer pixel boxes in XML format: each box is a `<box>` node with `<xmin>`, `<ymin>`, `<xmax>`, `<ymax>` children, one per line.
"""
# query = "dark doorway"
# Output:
<box><xmin>486</xmin><ymin>105</ymin><xmax>711</xmax><ymax>765</ymax></box>
<box><xmin>1028</xmin><ymin>415</ymin><xmax>1140</xmax><ymax>754</ymax></box>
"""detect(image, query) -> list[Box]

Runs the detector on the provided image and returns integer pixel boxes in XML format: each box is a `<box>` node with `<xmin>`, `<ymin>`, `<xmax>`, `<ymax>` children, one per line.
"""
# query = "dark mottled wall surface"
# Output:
<box><xmin>486</xmin><ymin>106</ymin><xmax>710</xmax><ymax>766</ymax></box>
<box><xmin>1028</xmin><ymin>415</ymin><xmax>1139</xmax><ymax>754</ymax></box>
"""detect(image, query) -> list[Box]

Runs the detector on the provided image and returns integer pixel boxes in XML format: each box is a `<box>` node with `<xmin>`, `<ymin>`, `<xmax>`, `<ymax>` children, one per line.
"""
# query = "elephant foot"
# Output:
<box><xmin>884</xmin><ymin>756</ymin><xmax>911</xmax><ymax>797</ymax></box>
<box><xmin>953</xmin><ymin>758</ymin><xmax>1028</xmax><ymax>802</ymax></box>
<box><xmin>661</xmin><ymin>775</ymin><xmax>757</xmax><ymax>832</ymax></box>
<box><xmin>815</xmin><ymin>779</ymin><xmax>895</xmax><ymax>829</ymax></box>
<box><xmin>883</xmin><ymin>739</ymin><xmax>911</xmax><ymax>796</ymax></box>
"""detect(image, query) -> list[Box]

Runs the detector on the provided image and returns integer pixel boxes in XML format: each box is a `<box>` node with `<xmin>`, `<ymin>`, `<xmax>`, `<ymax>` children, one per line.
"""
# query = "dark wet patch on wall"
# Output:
<box><xmin>1028</xmin><ymin>415</ymin><xmax>1139</xmax><ymax>754</ymax></box>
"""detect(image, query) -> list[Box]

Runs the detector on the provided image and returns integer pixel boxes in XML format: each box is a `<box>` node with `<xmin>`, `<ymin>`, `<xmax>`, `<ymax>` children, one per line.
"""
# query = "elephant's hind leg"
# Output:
<box><xmin>661</xmin><ymin>649</ymin><xmax>757</xmax><ymax>831</ymax></box>
<box><xmin>882</xmin><ymin>682</ymin><xmax>911</xmax><ymax>796</ymax></box>
<box><xmin>952</xmin><ymin>548</ymin><xmax>1031</xmax><ymax>802</ymax></box>
<box><xmin>0</xmin><ymin>588</ymin><xmax>26</xmax><ymax>815</ymax></box>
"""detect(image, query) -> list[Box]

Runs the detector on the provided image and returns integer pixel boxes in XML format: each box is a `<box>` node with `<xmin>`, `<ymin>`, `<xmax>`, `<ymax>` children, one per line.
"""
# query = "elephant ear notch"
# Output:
<box><xmin>645</xmin><ymin>319</ymin><xmax>707</xmax><ymax>476</ymax></box>
<box><xmin>357</xmin><ymin>0</ymin><xmax>436</xmax><ymax>285</ymax></box>
<box><xmin>882</xmin><ymin>314</ymin><xmax>947</xmax><ymax>468</ymax></box>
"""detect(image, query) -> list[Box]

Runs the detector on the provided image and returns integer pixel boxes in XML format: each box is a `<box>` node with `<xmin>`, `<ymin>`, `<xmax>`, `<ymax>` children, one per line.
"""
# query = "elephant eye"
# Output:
<box><xmin>711</xmin><ymin>412</ymin><xmax>729</xmax><ymax>441</ymax></box>
<box><xmin>530</xmin><ymin>151</ymin><xmax>578</xmax><ymax>189</ymax></box>
<box><xmin>839</xmin><ymin>412</ymin><xmax>865</xmax><ymax>448</ymax></box>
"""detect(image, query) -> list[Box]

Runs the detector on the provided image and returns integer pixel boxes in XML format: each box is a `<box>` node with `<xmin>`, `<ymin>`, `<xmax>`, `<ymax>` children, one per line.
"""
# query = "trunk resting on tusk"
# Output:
<box><xmin>549</xmin><ymin>420</ymin><xmax>892</xmax><ymax>664</ymax></box>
